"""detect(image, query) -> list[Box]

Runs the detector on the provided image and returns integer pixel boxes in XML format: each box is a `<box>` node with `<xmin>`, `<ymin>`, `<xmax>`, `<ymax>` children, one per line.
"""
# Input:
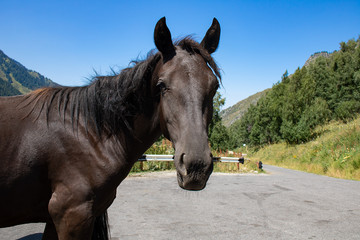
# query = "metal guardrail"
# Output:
<box><xmin>212</xmin><ymin>155</ymin><xmax>249</xmax><ymax>163</ymax></box>
<box><xmin>138</xmin><ymin>154</ymin><xmax>249</xmax><ymax>164</ymax></box>
<box><xmin>138</xmin><ymin>154</ymin><xmax>174</xmax><ymax>161</ymax></box>
<box><xmin>137</xmin><ymin>154</ymin><xmax>263</xmax><ymax>170</ymax></box>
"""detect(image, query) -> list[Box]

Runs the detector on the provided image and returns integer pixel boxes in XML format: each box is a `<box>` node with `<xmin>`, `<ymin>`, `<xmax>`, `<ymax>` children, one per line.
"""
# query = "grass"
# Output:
<box><xmin>250</xmin><ymin>116</ymin><xmax>360</xmax><ymax>180</ymax></box>
<box><xmin>213</xmin><ymin>161</ymin><xmax>261</xmax><ymax>173</ymax></box>
<box><xmin>130</xmin><ymin>161</ymin><xmax>176</xmax><ymax>173</ymax></box>
<box><xmin>211</xmin><ymin>149</ymin><xmax>263</xmax><ymax>173</ymax></box>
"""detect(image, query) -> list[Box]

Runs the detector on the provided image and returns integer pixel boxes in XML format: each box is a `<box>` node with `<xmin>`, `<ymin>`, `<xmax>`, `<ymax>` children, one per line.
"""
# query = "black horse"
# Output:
<box><xmin>0</xmin><ymin>17</ymin><xmax>221</xmax><ymax>239</ymax></box>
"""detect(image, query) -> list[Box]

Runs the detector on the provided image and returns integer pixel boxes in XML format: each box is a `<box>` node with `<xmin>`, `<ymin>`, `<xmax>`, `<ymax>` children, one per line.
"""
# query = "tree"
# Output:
<box><xmin>210</xmin><ymin>92</ymin><xmax>225</xmax><ymax>129</ymax></box>
<box><xmin>209</xmin><ymin>121</ymin><xmax>229</xmax><ymax>151</ymax></box>
<box><xmin>208</xmin><ymin>92</ymin><xmax>229</xmax><ymax>151</ymax></box>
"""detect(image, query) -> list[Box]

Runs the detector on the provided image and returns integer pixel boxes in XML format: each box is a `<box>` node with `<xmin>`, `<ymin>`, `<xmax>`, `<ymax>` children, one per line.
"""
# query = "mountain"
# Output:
<box><xmin>0</xmin><ymin>50</ymin><xmax>59</xmax><ymax>96</ymax></box>
<box><xmin>220</xmin><ymin>89</ymin><xmax>270</xmax><ymax>127</ymax></box>
<box><xmin>220</xmin><ymin>50</ymin><xmax>335</xmax><ymax>127</ymax></box>
<box><xmin>0</xmin><ymin>76</ymin><xmax>21</xmax><ymax>96</ymax></box>
<box><xmin>233</xmin><ymin>37</ymin><xmax>360</xmax><ymax>146</ymax></box>
<box><xmin>304</xmin><ymin>51</ymin><xmax>331</xmax><ymax>67</ymax></box>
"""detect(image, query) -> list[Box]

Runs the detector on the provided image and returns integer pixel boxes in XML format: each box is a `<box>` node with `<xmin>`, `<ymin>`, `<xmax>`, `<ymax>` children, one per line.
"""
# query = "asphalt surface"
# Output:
<box><xmin>1</xmin><ymin>165</ymin><xmax>360</xmax><ymax>240</ymax></box>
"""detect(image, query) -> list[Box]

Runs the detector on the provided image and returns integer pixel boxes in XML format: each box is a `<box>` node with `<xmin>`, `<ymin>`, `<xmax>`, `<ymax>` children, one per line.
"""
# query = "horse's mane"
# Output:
<box><xmin>22</xmin><ymin>37</ymin><xmax>221</xmax><ymax>137</ymax></box>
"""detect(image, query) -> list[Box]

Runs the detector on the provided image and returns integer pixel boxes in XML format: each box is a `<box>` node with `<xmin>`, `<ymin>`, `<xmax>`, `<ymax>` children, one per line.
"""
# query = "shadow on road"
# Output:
<box><xmin>18</xmin><ymin>233</ymin><xmax>42</xmax><ymax>240</ymax></box>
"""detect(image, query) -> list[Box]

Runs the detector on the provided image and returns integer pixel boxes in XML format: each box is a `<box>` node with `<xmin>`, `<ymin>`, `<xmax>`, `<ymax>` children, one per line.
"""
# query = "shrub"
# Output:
<box><xmin>335</xmin><ymin>100</ymin><xmax>360</xmax><ymax>122</ymax></box>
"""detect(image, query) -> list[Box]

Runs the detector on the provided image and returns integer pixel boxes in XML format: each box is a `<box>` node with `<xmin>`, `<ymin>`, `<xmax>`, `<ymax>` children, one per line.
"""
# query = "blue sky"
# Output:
<box><xmin>1</xmin><ymin>1</ymin><xmax>359</xmax><ymax>109</ymax></box>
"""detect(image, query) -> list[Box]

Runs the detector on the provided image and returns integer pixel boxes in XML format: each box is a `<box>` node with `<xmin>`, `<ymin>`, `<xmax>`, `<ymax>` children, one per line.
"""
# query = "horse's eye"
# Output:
<box><xmin>156</xmin><ymin>81</ymin><xmax>167</xmax><ymax>91</ymax></box>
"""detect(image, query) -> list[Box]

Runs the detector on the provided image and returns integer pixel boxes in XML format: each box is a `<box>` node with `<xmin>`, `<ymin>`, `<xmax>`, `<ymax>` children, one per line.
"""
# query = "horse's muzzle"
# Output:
<box><xmin>175</xmin><ymin>153</ymin><xmax>213</xmax><ymax>191</ymax></box>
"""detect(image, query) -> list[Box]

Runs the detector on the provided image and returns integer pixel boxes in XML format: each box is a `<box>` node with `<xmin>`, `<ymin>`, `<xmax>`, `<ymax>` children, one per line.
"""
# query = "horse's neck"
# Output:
<box><xmin>125</xmin><ymin>111</ymin><xmax>162</xmax><ymax>159</ymax></box>
<box><xmin>95</xmin><ymin>68</ymin><xmax>162</xmax><ymax>161</ymax></box>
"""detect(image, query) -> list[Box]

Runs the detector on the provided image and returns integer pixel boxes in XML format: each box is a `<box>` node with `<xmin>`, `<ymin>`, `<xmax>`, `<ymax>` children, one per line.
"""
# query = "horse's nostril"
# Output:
<box><xmin>177</xmin><ymin>153</ymin><xmax>187</xmax><ymax>176</ymax></box>
<box><xmin>175</xmin><ymin>152</ymin><xmax>213</xmax><ymax>191</ymax></box>
<box><xmin>179</xmin><ymin>153</ymin><xmax>185</xmax><ymax>165</ymax></box>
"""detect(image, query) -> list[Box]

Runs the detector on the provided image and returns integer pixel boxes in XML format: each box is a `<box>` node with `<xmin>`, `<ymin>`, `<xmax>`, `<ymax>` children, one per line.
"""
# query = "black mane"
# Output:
<box><xmin>23</xmin><ymin>37</ymin><xmax>221</xmax><ymax>137</ymax></box>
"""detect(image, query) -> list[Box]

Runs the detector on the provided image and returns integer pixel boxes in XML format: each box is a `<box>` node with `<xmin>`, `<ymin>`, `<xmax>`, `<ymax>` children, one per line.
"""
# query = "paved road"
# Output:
<box><xmin>1</xmin><ymin>165</ymin><xmax>360</xmax><ymax>240</ymax></box>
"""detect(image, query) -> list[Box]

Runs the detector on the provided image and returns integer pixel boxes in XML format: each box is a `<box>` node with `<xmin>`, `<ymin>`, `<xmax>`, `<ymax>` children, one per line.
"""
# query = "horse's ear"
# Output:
<box><xmin>154</xmin><ymin>17</ymin><xmax>175</xmax><ymax>59</ymax></box>
<box><xmin>200</xmin><ymin>18</ymin><xmax>221</xmax><ymax>54</ymax></box>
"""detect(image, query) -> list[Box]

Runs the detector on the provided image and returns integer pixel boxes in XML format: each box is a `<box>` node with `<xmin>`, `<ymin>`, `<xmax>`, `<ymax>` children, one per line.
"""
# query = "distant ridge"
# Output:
<box><xmin>0</xmin><ymin>49</ymin><xmax>59</xmax><ymax>96</ymax></box>
<box><xmin>304</xmin><ymin>51</ymin><xmax>331</xmax><ymax>67</ymax></box>
<box><xmin>220</xmin><ymin>89</ymin><xmax>270</xmax><ymax>127</ymax></box>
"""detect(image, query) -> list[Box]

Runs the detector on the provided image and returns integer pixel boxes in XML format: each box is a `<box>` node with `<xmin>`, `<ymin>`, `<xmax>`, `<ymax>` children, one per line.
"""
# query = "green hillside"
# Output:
<box><xmin>230</xmin><ymin>36</ymin><xmax>360</xmax><ymax>147</ymax></box>
<box><xmin>250</xmin><ymin>116</ymin><xmax>360</xmax><ymax>180</ymax></box>
<box><xmin>220</xmin><ymin>89</ymin><xmax>270</xmax><ymax>127</ymax></box>
<box><xmin>0</xmin><ymin>50</ymin><xmax>59</xmax><ymax>95</ymax></box>
<box><xmin>0</xmin><ymin>78</ymin><xmax>21</xmax><ymax>96</ymax></box>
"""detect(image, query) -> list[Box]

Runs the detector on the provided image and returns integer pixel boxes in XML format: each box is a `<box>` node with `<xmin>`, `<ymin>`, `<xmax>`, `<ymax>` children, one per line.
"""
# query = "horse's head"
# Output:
<box><xmin>153</xmin><ymin>17</ymin><xmax>221</xmax><ymax>190</ymax></box>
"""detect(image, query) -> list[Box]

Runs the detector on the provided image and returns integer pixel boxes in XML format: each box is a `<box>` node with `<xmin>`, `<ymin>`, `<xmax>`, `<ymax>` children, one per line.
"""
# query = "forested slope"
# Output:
<box><xmin>0</xmin><ymin>50</ymin><xmax>59</xmax><ymax>95</ymax></box>
<box><xmin>229</xmin><ymin>37</ymin><xmax>360</xmax><ymax>147</ymax></box>
<box><xmin>220</xmin><ymin>89</ymin><xmax>269</xmax><ymax>127</ymax></box>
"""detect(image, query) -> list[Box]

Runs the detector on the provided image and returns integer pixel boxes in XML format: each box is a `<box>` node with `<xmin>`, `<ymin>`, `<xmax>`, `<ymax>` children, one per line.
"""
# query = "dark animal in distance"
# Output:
<box><xmin>0</xmin><ymin>17</ymin><xmax>221</xmax><ymax>240</ymax></box>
